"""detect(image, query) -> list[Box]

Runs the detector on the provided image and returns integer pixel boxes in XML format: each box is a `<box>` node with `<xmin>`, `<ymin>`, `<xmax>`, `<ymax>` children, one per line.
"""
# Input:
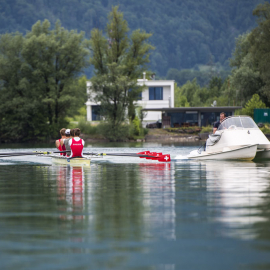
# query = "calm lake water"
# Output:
<box><xmin>1</xmin><ymin>142</ymin><xmax>270</xmax><ymax>270</ymax></box>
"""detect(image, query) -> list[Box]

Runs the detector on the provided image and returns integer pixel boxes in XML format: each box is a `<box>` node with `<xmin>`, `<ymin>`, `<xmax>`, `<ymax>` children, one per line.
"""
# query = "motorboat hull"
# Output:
<box><xmin>254</xmin><ymin>148</ymin><xmax>270</xmax><ymax>160</ymax></box>
<box><xmin>188</xmin><ymin>144</ymin><xmax>258</xmax><ymax>161</ymax></box>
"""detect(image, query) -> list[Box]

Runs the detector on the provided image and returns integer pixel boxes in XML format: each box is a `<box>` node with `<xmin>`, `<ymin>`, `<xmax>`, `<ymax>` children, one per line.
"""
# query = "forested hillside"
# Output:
<box><xmin>0</xmin><ymin>0</ymin><xmax>265</xmax><ymax>76</ymax></box>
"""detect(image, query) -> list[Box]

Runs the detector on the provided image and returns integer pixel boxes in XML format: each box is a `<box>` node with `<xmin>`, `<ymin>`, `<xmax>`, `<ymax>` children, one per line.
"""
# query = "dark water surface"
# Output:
<box><xmin>1</xmin><ymin>143</ymin><xmax>270</xmax><ymax>270</ymax></box>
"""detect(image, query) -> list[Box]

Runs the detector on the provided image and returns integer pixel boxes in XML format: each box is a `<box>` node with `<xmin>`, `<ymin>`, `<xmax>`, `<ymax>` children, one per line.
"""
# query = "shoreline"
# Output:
<box><xmin>2</xmin><ymin>131</ymin><xmax>270</xmax><ymax>144</ymax></box>
<box><xmin>80</xmin><ymin>131</ymin><xmax>207</xmax><ymax>143</ymax></box>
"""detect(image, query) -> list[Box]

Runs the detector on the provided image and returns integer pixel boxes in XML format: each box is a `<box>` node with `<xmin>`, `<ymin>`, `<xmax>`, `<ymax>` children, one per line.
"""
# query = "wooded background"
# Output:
<box><xmin>0</xmin><ymin>0</ymin><xmax>264</xmax><ymax>76</ymax></box>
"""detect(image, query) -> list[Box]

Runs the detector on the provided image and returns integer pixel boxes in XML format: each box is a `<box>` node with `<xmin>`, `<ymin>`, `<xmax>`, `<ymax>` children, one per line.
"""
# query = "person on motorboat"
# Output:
<box><xmin>61</xmin><ymin>129</ymin><xmax>72</xmax><ymax>156</ymax></box>
<box><xmin>55</xmin><ymin>128</ymin><xmax>66</xmax><ymax>155</ymax></box>
<box><xmin>213</xmin><ymin>112</ymin><xmax>226</xmax><ymax>134</ymax></box>
<box><xmin>69</xmin><ymin>128</ymin><xmax>85</xmax><ymax>158</ymax></box>
<box><xmin>202</xmin><ymin>112</ymin><xmax>225</xmax><ymax>150</ymax></box>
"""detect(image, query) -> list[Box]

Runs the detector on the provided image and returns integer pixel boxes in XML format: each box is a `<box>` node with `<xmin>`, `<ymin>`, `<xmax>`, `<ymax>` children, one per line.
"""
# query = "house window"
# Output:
<box><xmin>149</xmin><ymin>87</ymin><xmax>163</xmax><ymax>100</ymax></box>
<box><xmin>92</xmin><ymin>105</ymin><xmax>102</xmax><ymax>121</ymax></box>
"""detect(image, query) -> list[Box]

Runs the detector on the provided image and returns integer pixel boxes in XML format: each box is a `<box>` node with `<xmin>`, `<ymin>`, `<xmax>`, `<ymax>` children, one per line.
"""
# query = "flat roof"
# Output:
<box><xmin>142</xmin><ymin>106</ymin><xmax>242</xmax><ymax>112</ymax></box>
<box><xmin>137</xmin><ymin>79</ymin><xmax>175</xmax><ymax>82</ymax></box>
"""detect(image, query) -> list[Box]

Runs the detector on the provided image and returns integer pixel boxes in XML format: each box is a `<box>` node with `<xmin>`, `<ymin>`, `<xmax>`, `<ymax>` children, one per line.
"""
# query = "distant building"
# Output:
<box><xmin>85</xmin><ymin>75</ymin><xmax>241</xmax><ymax>128</ymax></box>
<box><xmin>143</xmin><ymin>106</ymin><xmax>242</xmax><ymax>127</ymax></box>
<box><xmin>86</xmin><ymin>73</ymin><xmax>175</xmax><ymax>125</ymax></box>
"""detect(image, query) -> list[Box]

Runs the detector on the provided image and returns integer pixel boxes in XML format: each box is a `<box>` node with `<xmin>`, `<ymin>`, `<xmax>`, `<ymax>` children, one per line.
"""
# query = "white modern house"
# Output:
<box><xmin>86</xmin><ymin>73</ymin><xmax>175</xmax><ymax>126</ymax></box>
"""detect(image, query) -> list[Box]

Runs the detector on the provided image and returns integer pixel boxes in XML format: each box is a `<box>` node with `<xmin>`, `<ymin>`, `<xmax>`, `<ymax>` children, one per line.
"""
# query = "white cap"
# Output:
<box><xmin>65</xmin><ymin>129</ymin><xmax>70</xmax><ymax>135</ymax></box>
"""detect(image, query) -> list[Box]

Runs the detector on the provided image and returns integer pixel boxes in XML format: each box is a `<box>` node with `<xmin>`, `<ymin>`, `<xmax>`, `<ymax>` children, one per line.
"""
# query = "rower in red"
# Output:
<box><xmin>62</xmin><ymin>129</ymin><xmax>71</xmax><ymax>156</ymax></box>
<box><xmin>55</xmin><ymin>128</ymin><xmax>66</xmax><ymax>155</ymax></box>
<box><xmin>69</xmin><ymin>128</ymin><xmax>85</xmax><ymax>158</ymax></box>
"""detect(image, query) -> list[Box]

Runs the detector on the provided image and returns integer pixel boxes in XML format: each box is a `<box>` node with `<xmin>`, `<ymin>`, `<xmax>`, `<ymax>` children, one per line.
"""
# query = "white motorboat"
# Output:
<box><xmin>188</xmin><ymin>116</ymin><xmax>270</xmax><ymax>160</ymax></box>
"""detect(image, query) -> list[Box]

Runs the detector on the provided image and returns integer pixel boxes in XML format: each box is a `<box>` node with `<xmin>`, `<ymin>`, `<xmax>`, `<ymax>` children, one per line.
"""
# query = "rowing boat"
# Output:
<box><xmin>47</xmin><ymin>154</ymin><xmax>91</xmax><ymax>166</ymax></box>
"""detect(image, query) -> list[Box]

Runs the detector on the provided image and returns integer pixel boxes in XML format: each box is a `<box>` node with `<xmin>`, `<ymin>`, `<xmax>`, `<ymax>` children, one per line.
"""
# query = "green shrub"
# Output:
<box><xmin>143</xmin><ymin>128</ymin><xmax>149</xmax><ymax>136</ymax></box>
<box><xmin>128</xmin><ymin>117</ymin><xmax>148</xmax><ymax>139</ymax></box>
<box><xmin>242</xmin><ymin>94</ymin><xmax>268</xmax><ymax>118</ymax></box>
<box><xmin>78</xmin><ymin>120</ymin><xmax>98</xmax><ymax>135</ymax></box>
<box><xmin>67</xmin><ymin>117</ymin><xmax>148</xmax><ymax>141</ymax></box>
<box><xmin>166</xmin><ymin>126</ymin><xmax>202</xmax><ymax>133</ymax></box>
<box><xmin>98</xmin><ymin>122</ymin><xmax>130</xmax><ymax>141</ymax></box>
<box><xmin>67</xmin><ymin>116</ymin><xmax>98</xmax><ymax>135</ymax></box>
<box><xmin>132</xmin><ymin>116</ymin><xmax>141</xmax><ymax>136</ymax></box>
<box><xmin>201</xmin><ymin>126</ymin><xmax>213</xmax><ymax>133</ymax></box>
<box><xmin>260</xmin><ymin>124</ymin><xmax>270</xmax><ymax>135</ymax></box>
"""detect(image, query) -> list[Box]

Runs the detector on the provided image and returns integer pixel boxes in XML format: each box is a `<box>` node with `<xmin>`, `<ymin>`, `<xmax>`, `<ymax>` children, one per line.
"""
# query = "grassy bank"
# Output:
<box><xmin>67</xmin><ymin>117</ymin><xmax>148</xmax><ymax>142</ymax></box>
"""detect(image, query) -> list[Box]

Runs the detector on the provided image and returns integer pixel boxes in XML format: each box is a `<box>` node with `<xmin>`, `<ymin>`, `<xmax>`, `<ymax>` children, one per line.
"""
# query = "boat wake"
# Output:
<box><xmin>174</xmin><ymin>155</ymin><xmax>189</xmax><ymax>160</ymax></box>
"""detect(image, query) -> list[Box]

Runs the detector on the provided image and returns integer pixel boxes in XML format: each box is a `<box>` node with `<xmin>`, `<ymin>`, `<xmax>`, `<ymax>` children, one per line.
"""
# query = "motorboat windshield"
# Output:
<box><xmin>218</xmin><ymin>116</ymin><xmax>258</xmax><ymax>131</ymax></box>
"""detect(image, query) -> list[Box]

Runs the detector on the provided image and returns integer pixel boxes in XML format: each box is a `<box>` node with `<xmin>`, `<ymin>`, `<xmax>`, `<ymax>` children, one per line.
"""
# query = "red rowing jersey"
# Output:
<box><xmin>57</xmin><ymin>139</ymin><xmax>67</xmax><ymax>156</ymax></box>
<box><xmin>57</xmin><ymin>139</ymin><xmax>63</xmax><ymax>155</ymax></box>
<box><xmin>58</xmin><ymin>139</ymin><xmax>62</xmax><ymax>151</ymax></box>
<box><xmin>70</xmin><ymin>138</ymin><xmax>84</xmax><ymax>158</ymax></box>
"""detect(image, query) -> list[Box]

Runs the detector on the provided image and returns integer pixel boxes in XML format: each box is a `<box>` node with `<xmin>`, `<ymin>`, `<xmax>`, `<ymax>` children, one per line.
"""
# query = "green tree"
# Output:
<box><xmin>22</xmin><ymin>20</ymin><xmax>89</xmax><ymax>135</ymax></box>
<box><xmin>174</xmin><ymin>83</ymin><xmax>190</xmax><ymax>107</ymax></box>
<box><xmin>65</xmin><ymin>75</ymin><xmax>88</xmax><ymax>117</ymax></box>
<box><xmin>179</xmin><ymin>79</ymin><xmax>202</xmax><ymax>106</ymax></box>
<box><xmin>249</xmin><ymin>2</ymin><xmax>270</xmax><ymax>103</ymax></box>
<box><xmin>209</xmin><ymin>76</ymin><xmax>222</xmax><ymax>94</ymax></box>
<box><xmin>229</xmin><ymin>33</ymin><xmax>262</xmax><ymax>105</ymax></box>
<box><xmin>166</xmin><ymin>68</ymin><xmax>230</xmax><ymax>87</ymax></box>
<box><xmin>230</xmin><ymin>3</ymin><xmax>270</xmax><ymax>106</ymax></box>
<box><xmin>0</xmin><ymin>32</ymin><xmax>49</xmax><ymax>141</ymax></box>
<box><xmin>89</xmin><ymin>6</ymin><xmax>154</xmax><ymax>141</ymax></box>
<box><xmin>0</xmin><ymin>0</ymin><xmax>263</xmax><ymax>76</ymax></box>
<box><xmin>0</xmin><ymin>20</ymin><xmax>89</xmax><ymax>142</ymax></box>
<box><xmin>173</xmin><ymin>76</ymin><xmax>230</xmax><ymax>107</ymax></box>
<box><xmin>242</xmin><ymin>94</ymin><xmax>267</xmax><ymax>117</ymax></box>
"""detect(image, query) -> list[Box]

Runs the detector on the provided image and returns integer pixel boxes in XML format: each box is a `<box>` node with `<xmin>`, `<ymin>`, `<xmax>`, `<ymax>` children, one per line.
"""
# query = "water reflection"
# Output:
<box><xmin>87</xmin><ymin>162</ymin><xmax>176</xmax><ymax>243</ymax></box>
<box><xmin>202</xmin><ymin>160</ymin><xmax>270</xmax><ymax>240</ymax></box>
<box><xmin>54</xmin><ymin>162</ymin><xmax>176</xmax><ymax>242</ymax></box>
<box><xmin>56</xmin><ymin>166</ymin><xmax>85</xmax><ymax>221</ymax></box>
<box><xmin>139</xmin><ymin>163</ymin><xmax>175</xmax><ymax>241</ymax></box>
<box><xmin>53</xmin><ymin>162</ymin><xmax>176</xmax><ymax>269</ymax></box>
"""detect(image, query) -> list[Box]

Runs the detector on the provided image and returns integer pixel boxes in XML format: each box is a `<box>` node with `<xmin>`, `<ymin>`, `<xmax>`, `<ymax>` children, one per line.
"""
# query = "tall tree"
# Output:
<box><xmin>229</xmin><ymin>33</ymin><xmax>263</xmax><ymax>105</ymax></box>
<box><xmin>249</xmin><ymin>2</ymin><xmax>270</xmax><ymax>103</ymax></box>
<box><xmin>22</xmin><ymin>20</ymin><xmax>89</xmax><ymax>134</ymax></box>
<box><xmin>174</xmin><ymin>83</ymin><xmax>190</xmax><ymax>107</ymax></box>
<box><xmin>0</xmin><ymin>20</ymin><xmax>89</xmax><ymax>142</ymax></box>
<box><xmin>229</xmin><ymin>2</ymin><xmax>270</xmax><ymax>106</ymax></box>
<box><xmin>0</xmin><ymin>32</ymin><xmax>48</xmax><ymax>141</ymax></box>
<box><xmin>89</xmin><ymin>6</ymin><xmax>154</xmax><ymax>140</ymax></box>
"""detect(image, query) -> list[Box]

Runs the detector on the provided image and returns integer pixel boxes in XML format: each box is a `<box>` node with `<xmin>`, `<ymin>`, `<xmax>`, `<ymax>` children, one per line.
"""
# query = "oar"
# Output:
<box><xmin>83</xmin><ymin>152</ymin><xmax>171</xmax><ymax>162</ymax></box>
<box><xmin>138</xmin><ymin>151</ymin><xmax>171</xmax><ymax>162</ymax></box>
<box><xmin>83</xmin><ymin>152</ymin><xmax>157</xmax><ymax>158</ymax></box>
<box><xmin>0</xmin><ymin>155</ymin><xmax>24</xmax><ymax>158</ymax></box>
<box><xmin>0</xmin><ymin>150</ymin><xmax>67</xmax><ymax>157</ymax></box>
<box><xmin>0</xmin><ymin>151</ymin><xmax>155</xmax><ymax>159</ymax></box>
